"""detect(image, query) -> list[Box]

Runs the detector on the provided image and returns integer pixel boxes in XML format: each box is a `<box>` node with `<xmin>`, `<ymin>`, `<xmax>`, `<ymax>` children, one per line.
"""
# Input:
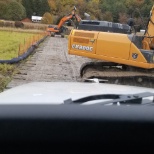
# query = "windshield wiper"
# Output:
<box><xmin>64</xmin><ymin>92</ymin><xmax>154</xmax><ymax>105</ymax></box>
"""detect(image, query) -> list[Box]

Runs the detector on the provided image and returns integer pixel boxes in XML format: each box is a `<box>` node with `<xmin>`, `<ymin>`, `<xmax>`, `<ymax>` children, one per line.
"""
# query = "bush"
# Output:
<box><xmin>0</xmin><ymin>20</ymin><xmax>4</xmax><ymax>27</ymax></box>
<box><xmin>15</xmin><ymin>21</ymin><xmax>24</xmax><ymax>28</ymax></box>
<box><xmin>23</xmin><ymin>22</ymin><xmax>48</xmax><ymax>30</ymax></box>
<box><xmin>41</xmin><ymin>12</ymin><xmax>53</xmax><ymax>24</ymax></box>
<box><xmin>3</xmin><ymin>0</ymin><xmax>26</xmax><ymax>21</ymax></box>
<box><xmin>3</xmin><ymin>21</ymin><xmax>14</xmax><ymax>27</ymax></box>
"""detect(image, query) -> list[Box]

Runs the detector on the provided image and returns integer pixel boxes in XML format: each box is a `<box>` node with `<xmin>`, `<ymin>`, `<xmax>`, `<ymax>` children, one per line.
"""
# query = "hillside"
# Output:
<box><xmin>0</xmin><ymin>0</ymin><xmax>154</xmax><ymax>26</ymax></box>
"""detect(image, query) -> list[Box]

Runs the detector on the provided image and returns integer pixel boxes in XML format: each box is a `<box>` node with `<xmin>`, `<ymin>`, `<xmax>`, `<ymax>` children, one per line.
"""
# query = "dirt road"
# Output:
<box><xmin>7</xmin><ymin>36</ymin><xmax>92</xmax><ymax>88</ymax></box>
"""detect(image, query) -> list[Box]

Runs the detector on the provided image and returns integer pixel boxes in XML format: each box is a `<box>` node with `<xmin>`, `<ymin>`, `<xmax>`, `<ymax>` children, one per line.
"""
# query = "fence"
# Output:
<box><xmin>18</xmin><ymin>32</ymin><xmax>47</xmax><ymax>56</ymax></box>
<box><xmin>0</xmin><ymin>32</ymin><xmax>47</xmax><ymax>92</ymax></box>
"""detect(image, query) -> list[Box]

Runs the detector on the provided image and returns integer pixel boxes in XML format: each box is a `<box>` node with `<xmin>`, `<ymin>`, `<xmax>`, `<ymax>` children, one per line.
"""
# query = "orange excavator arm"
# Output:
<box><xmin>47</xmin><ymin>6</ymin><xmax>81</xmax><ymax>37</ymax></box>
<box><xmin>57</xmin><ymin>14</ymin><xmax>74</xmax><ymax>29</ymax></box>
<box><xmin>74</xmin><ymin>14</ymin><xmax>82</xmax><ymax>23</ymax></box>
<box><xmin>57</xmin><ymin>8</ymin><xmax>81</xmax><ymax>29</ymax></box>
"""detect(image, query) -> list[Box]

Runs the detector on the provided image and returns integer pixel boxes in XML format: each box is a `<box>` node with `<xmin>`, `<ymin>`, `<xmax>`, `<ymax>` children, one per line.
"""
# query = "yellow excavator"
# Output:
<box><xmin>68</xmin><ymin>5</ymin><xmax>154</xmax><ymax>87</ymax></box>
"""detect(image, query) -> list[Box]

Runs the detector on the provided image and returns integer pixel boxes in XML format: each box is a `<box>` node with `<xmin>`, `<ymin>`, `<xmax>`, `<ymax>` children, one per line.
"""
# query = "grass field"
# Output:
<box><xmin>0</xmin><ymin>29</ymin><xmax>46</xmax><ymax>91</ymax></box>
<box><xmin>0</xmin><ymin>64</ymin><xmax>16</xmax><ymax>92</ymax></box>
<box><xmin>0</xmin><ymin>22</ymin><xmax>47</xmax><ymax>91</ymax></box>
<box><xmin>0</xmin><ymin>30</ymin><xmax>40</xmax><ymax>60</ymax></box>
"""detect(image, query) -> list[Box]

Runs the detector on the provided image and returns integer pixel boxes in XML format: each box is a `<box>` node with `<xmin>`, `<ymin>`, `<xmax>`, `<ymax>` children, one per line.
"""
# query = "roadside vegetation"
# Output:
<box><xmin>0</xmin><ymin>26</ymin><xmax>46</xmax><ymax>92</ymax></box>
<box><xmin>0</xmin><ymin>30</ymin><xmax>35</xmax><ymax>60</ymax></box>
<box><xmin>0</xmin><ymin>64</ymin><xmax>16</xmax><ymax>92</ymax></box>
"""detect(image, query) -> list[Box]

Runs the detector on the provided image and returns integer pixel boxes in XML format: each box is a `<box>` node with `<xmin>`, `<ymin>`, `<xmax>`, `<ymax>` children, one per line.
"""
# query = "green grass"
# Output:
<box><xmin>0</xmin><ymin>30</ymin><xmax>43</xmax><ymax>91</ymax></box>
<box><xmin>0</xmin><ymin>30</ymin><xmax>36</xmax><ymax>60</ymax></box>
<box><xmin>0</xmin><ymin>76</ymin><xmax>11</xmax><ymax>92</ymax></box>
<box><xmin>0</xmin><ymin>28</ymin><xmax>46</xmax><ymax>92</ymax></box>
<box><xmin>0</xmin><ymin>64</ymin><xmax>15</xmax><ymax>75</ymax></box>
<box><xmin>0</xmin><ymin>64</ymin><xmax>16</xmax><ymax>92</ymax></box>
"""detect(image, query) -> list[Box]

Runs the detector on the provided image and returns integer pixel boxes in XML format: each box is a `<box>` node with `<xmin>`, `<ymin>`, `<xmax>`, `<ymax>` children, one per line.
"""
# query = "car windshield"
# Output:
<box><xmin>0</xmin><ymin>0</ymin><xmax>154</xmax><ymax>103</ymax></box>
<box><xmin>1</xmin><ymin>1</ymin><xmax>154</xmax><ymax>150</ymax></box>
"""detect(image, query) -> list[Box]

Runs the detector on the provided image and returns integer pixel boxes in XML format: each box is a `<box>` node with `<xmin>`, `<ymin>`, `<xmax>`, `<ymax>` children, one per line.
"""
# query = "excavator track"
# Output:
<box><xmin>80</xmin><ymin>62</ymin><xmax>154</xmax><ymax>88</ymax></box>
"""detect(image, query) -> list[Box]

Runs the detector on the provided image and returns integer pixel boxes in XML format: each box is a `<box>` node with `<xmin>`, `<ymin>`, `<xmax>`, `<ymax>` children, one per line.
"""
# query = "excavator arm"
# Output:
<box><xmin>57</xmin><ymin>7</ymin><xmax>81</xmax><ymax>30</ymax></box>
<box><xmin>74</xmin><ymin>14</ymin><xmax>82</xmax><ymax>23</ymax></box>
<box><xmin>57</xmin><ymin>15</ymin><xmax>74</xmax><ymax>30</ymax></box>
<box><xmin>142</xmin><ymin>5</ymin><xmax>154</xmax><ymax>50</ymax></box>
<box><xmin>47</xmin><ymin>6</ymin><xmax>81</xmax><ymax>37</ymax></box>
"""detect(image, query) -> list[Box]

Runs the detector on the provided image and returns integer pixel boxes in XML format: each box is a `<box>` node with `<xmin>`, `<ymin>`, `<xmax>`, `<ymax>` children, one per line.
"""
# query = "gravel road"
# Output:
<box><xmin>7</xmin><ymin>36</ymin><xmax>92</xmax><ymax>88</ymax></box>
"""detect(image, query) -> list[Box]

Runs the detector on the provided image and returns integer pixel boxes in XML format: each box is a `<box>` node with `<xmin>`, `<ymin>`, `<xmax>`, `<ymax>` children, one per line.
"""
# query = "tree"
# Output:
<box><xmin>48</xmin><ymin>0</ymin><xmax>76</xmax><ymax>16</ymax></box>
<box><xmin>99</xmin><ymin>0</ymin><xmax>127</xmax><ymax>22</ymax></box>
<box><xmin>41</xmin><ymin>12</ymin><xmax>53</xmax><ymax>24</ymax></box>
<box><xmin>48</xmin><ymin>0</ymin><xmax>77</xmax><ymax>24</ymax></box>
<box><xmin>16</xmin><ymin>0</ymin><xmax>22</xmax><ymax>3</ymax></box>
<box><xmin>86</xmin><ymin>0</ymin><xmax>102</xmax><ymax>20</ymax></box>
<box><xmin>0</xmin><ymin>0</ymin><xmax>26</xmax><ymax>21</ymax></box>
<box><xmin>125</xmin><ymin>0</ymin><xmax>144</xmax><ymax>17</ymax></box>
<box><xmin>140</xmin><ymin>0</ymin><xmax>153</xmax><ymax>18</ymax></box>
<box><xmin>118</xmin><ymin>13</ymin><xmax>128</xmax><ymax>23</ymax></box>
<box><xmin>46</xmin><ymin>0</ymin><xmax>154</xmax><ymax>25</ymax></box>
<box><xmin>74</xmin><ymin>0</ymin><xmax>102</xmax><ymax>20</ymax></box>
<box><xmin>102</xmin><ymin>11</ymin><xmax>113</xmax><ymax>21</ymax></box>
<box><xmin>41</xmin><ymin>0</ymin><xmax>51</xmax><ymax>15</ymax></box>
<box><xmin>0</xmin><ymin>1</ymin><xmax>6</xmax><ymax>19</ymax></box>
<box><xmin>22</xmin><ymin>0</ymin><xmax>50</xmax><ymax>18</ymax></box>
<box><xmin>22</xmin><ymin>0</ymin><xmax>33</xmax><ymax>18</ymax></box>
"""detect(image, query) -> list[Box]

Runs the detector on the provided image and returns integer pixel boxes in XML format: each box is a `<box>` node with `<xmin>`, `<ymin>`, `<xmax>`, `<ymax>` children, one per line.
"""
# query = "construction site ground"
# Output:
<box><xmin>6</xmin><ymin>36</ymin><xmax>92</xmax><ymax>89</ymax></box>
<box><xmin>6</xmin><ymin>35</ymin><xmax>154</xmax><ymax>89</ymax></box>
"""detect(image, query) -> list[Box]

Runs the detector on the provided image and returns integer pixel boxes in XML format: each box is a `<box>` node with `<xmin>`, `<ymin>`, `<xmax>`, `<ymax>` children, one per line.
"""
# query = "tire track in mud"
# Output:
<box><xmin>6</xmin><ymin>36</ymin><xmax>92</xmax><ymax>89</ymax></box>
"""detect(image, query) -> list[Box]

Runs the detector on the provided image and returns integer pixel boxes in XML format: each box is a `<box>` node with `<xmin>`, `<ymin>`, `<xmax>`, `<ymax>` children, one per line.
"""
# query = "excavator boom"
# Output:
<box><xmin>142</xmin><ymin>5</ymin><xmax>154</xmax><ymax>50</ymax></box>
<box><xmin>57</xmin><ymin>14</ymin><xmax>74</xmax><ymax>29</ymax></box>
<box><xmin>47</xmin><ymin>6</ymin><xmax>81</xmax><ymax>37</ymax></box>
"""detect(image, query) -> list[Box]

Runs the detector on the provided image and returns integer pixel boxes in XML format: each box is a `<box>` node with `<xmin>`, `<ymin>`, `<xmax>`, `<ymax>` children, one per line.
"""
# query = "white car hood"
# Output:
<box><xmin>0</xmin><ymin>82</ymin><xmax>153</xmax><ymax>104</ymax></box>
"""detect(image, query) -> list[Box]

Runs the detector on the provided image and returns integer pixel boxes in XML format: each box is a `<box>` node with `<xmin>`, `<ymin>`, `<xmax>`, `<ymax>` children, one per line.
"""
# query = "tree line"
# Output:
<box><xmin>0</xmin><ymin>0</ymin><xmax>154</xmax><ymax>26</ymax></box>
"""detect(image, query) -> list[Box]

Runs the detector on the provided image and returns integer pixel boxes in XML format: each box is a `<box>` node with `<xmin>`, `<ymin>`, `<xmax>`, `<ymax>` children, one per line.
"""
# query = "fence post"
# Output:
<box><xmin>18</xmin><ymin>43</ymin><xmax>20</xmax><ymax>57</ymax></box>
